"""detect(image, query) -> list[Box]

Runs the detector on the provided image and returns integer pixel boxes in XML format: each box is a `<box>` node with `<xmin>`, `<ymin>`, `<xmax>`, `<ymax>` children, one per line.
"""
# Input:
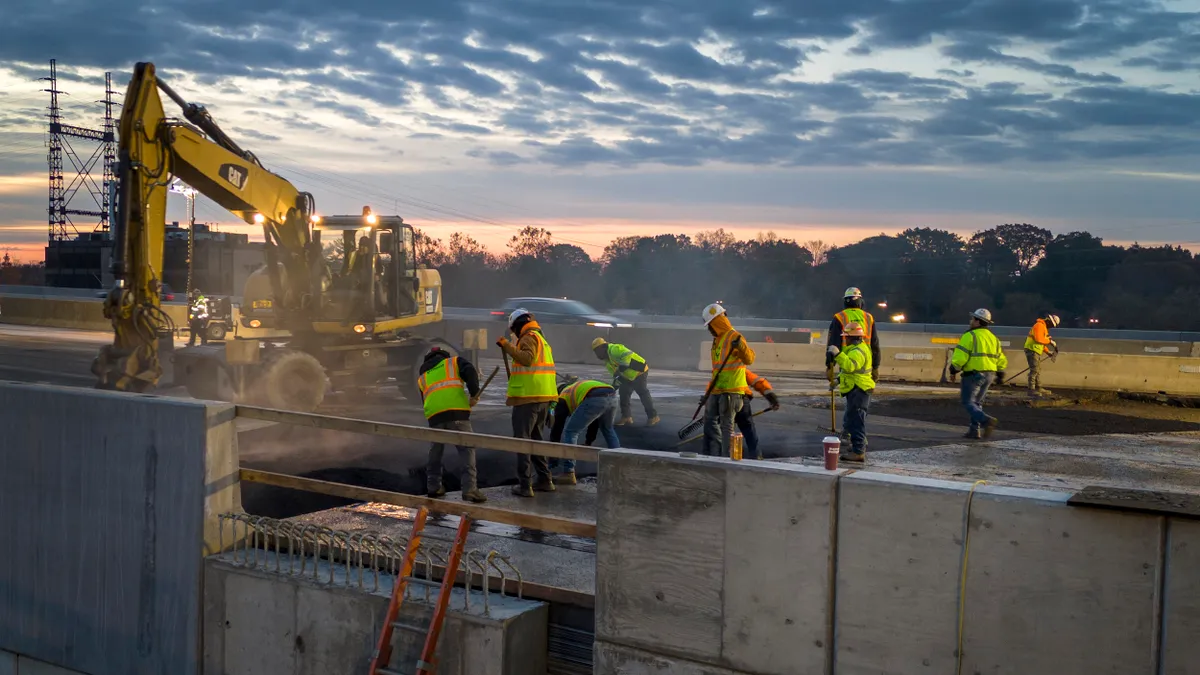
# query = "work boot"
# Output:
<box><xmin>559</xmin><ymin>471</ymin><xmax>577</xmax><ymax>486</ymax></box>
<box><xmin>426</xmin><ymin>485</ymin><xmax>447</xmax><ymax>498</ymax></box>
<box><xmin>646</xmin><ymin>415</ymin><xmax>661</xmax><ymax>426</ymax></box>
<box><xmin>840</xmin><ymin>449</ymin><xmax>866</xmax><ymax>464</ymax></box>
<box><xmin>511</xmin><ymin>484</ymin><xmax>535</xmax><ymax>498</ymax></box>
<box><xmin>982</xmin><ymin>416</ymin><xmax>999</xmax><ymax>438</ymax></box>
<box><xmin>614</xmin><ymin>416</ymin><xmax>634</xmax><ymax>426</ymax></box>
<box><xmin>462</xmin><ymin>488</ymin><xmax>488</xmax><ymax>504</ymax></box>
<box><xmin>1037</xmin><ymin>388</ymin><xmax>1053</xmax><ymax>396</ymax></box>
<box><xmin>963</xmin><ymin>429</ymin><xmax>982</xmax><ymax>440</ymax></box>
<box><xmin>533</xmin><ymin>477</ymin><xmax>557</xmax><ymax>492</ymax></box>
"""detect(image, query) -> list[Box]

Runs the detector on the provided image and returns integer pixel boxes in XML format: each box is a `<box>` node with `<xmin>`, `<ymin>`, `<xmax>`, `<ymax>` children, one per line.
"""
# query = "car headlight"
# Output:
<box><xmin>588</xmin><ymin>322</ymin><xmax>613</xmax><ymax>328</ymax></box>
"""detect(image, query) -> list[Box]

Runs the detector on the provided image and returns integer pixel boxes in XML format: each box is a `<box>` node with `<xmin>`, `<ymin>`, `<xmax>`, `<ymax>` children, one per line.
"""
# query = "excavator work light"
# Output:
<box><xmin>253</xmin><ymin>213</ymin><xmax>266</xmax><ymax>224</ymax></box>
<box><xmin>248</xmin><ymin>319</ymin><xmax>262</xmax><ymax>329</ymax></box>
<box><xmin>353</xmin><ymin>324</ymin><xmax>368</xmax><ymax>334</ymax></box>
<box><xmin>310</xmin><ymin>215</ymin><xmax>322</xmax><ymax>225</ymax></box>
<box><xmin>365</xmin><ymin>213</ymin><xmax>378</xmax><ymax>226</ymax></box>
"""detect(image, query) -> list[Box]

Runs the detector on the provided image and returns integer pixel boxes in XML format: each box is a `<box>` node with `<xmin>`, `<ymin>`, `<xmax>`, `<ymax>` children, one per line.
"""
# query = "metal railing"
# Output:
<box><xmin>234</xmin><ymin>405</ymin><xmax>599</xmax><ymax>539</ymax></box>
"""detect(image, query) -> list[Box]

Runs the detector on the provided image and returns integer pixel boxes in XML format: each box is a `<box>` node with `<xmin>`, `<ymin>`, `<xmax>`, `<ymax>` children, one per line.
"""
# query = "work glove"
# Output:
<box><xmin>496</xmin><ymin>337</ymin><xmax>510</xmax><ymax>349</ymax></box>
<box><xmin>469</xmin><ymin>395</ymin><xmax>479</xmax><ymax>407</ymax></box>
<box><xmin>948</xmin><ymin>365</ymin><xmax>960</xmax><ymax>376</ymax></box>
<box><xmin>1049</xmin><ymin>339</ymin><xmax>1057</xmax><ymax>349</ymax></box>
<box><xmin>996</xmin><ymin>371</ymin><xmax>1006</xmax><ymax>385</ymax></box>
<box><xmin>871</xmin><ymin>368</ymin><xmax>879</xmax><ymax>382</ymax></box>
<box><xmin>826</xmin><ymin>345</ymin><xmax>840</xmax><ymax>357</ymax></box>
<box><xmin>764</xmin><ymin>391</ymin><xmax>781</xmax><ymax>411</ymax></box>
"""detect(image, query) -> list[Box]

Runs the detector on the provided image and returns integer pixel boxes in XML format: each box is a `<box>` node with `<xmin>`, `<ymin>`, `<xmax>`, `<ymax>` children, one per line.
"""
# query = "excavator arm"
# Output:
<box><xmin>94</xmin><ymin>62</ymin><xmax>319</xmax><ymax>391</ymax></box>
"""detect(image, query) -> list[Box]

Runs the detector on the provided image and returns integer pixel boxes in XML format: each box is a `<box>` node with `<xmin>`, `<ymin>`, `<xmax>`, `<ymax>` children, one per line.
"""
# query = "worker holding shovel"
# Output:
<box><xmin>699</xmin><ymin>303</ymin><xmax>756</xmax><ymax>457</ymax></box>
<box><xmin>826</xmin><ymin>321</ymin><xmax>874</xmax><ymax>464</ymax></box>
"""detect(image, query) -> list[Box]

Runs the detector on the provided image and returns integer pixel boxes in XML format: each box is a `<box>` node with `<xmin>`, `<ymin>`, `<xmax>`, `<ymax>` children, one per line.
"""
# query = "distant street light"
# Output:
<box><xmin>878</xmin><ymin>301</ymin><xmax>888</xmax><ymax>309</ymax></box>
<box><xmin>891</xmin><ymin>313</ymin><xmax>906</xmax><ymax>323</ymax></box>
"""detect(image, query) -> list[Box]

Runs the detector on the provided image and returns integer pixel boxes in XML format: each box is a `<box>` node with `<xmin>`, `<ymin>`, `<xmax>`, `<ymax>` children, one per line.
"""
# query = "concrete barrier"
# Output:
<box><xmin>202</xmin><ymin>557</ymin><xmax>547</xmax><ymax>675</ymax></box>
<box><xmin>596</xmin><ymin>449</ymin><xmax>838</xmax><ymax>674</ymax></box>
<box><xmin>0</xmin><ymin>294</ymin><xmax>188</xmax><ymax>332</ymax></box>
<box><xmin>595</xmin><ymin>449</ymin><xmax>1196</xmax><ymax>675</ymax></box>
<box><xmin>0</xmin><ymin>382</ymin><xmax>239</xmax><ymax>675</ymax></box>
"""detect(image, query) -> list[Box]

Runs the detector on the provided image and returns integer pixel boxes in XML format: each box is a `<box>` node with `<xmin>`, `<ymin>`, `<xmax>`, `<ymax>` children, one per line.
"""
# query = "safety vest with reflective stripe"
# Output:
<box><xmin>711</xmin><ymin>331</ymin><xmax>749</xmax><ymax>395</ymax></box>
<box><xmin>1024</xmin><ymin>319</ymin><xmax>1051</xmax><ymax>355</ymax></box>
<box><xmin>605</xmin><ymin>343</ymin><xmax>646</xmax><ymax>381</ymax></box>
<box><xmin>559</xmin><ymin>380</ymin><xmax>613</xmax><ymax>414</ymax></box>
<box><xmin>745</xmin><ymin>370</ymin><xmax>772</xmax><ymax>396</ymax></box>
<box><xmin>507</xmin><ymin>331</ymin><xmax>557</xmax><ymax>398</ymax></box>
<box><xmin>835</xmin><ymin>342</ymin><xmax>875</xmax><ymax>395</ymax></box>
<box><xmin>951</xmin><ymin>328</ymin><xmax>1008</xmax><ymax>373</ymax></box>
<box><xmin>835</xmin><ymin>308</ymin><xmax>875</xmax><ymax>345</ymax></box>
<box><xmin>417</xmin><ymin>357</ymin><xmax>470</xmax><ymax>419</ymax></box>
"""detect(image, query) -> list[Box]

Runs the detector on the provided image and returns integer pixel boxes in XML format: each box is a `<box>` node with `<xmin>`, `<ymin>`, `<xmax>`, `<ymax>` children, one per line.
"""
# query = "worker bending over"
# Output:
<box><xmin>416</xmin><ymin>347</ymin><xmax>487</xmax><ymax>503</ymax></box>
<box><xmin>1024</xmin><ymin>313</ymin><xmax>1059</xmax><ymax>397</ymax></box>
<box><xmin>827</xmin><ymin>322</ymin><xmax>874</xmax><ymax>463</ymax></box>
<box><xmin>826</xmin><ymin>287</ymin><xmax>881</xmax><ymax>386</ymax></box>
<box><xmin>548</xmin><ymin>379</ymin><xmax>621</xmax><ymax>485</ymax></box>
<box><xmin>701</xmin><ymin>303</ymin><xmax>756</xmax><ymax>457</ymax></box>
<box><xmin>498</xmin><ymin>309</ymin><xmax>557</xmax><ymax>498</ymax></box>
<box><xmin>949</xmin><ymin>309</ymin><xmax>1008</xmax><ymax>439</ymax></box>
<box><xmin>591</xmin><ymin>337</ymin><xmax>659</xmax><ymax>426</ymax></box>
<box><xmin>735</xmin><ymin>370</ymin><xmax>781</xmax><ymax>460</ymax></box>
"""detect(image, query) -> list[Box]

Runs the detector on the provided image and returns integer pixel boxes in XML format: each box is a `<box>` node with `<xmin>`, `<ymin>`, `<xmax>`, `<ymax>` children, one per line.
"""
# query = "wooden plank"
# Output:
<box><xmin>235</xmin><ymin>405</ymin><xmax>601</xmax><ymax>462</ymax></box>
<box><xmin>1068</xmin><ymin>485</ymin><xmax>1200</xmax><ymax>519</ymax></box>
<box><xmin>240</xmin><ymin>469</ymin><xmax>597</xmax><ymax>538</ymax></box>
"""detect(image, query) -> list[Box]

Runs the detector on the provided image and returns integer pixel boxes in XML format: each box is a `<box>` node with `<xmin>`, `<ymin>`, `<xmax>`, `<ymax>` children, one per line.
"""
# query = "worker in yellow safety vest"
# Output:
<box><xmin>948</xmin><ymin>308</ymin><xmax>1009</xmax><ymax>440</ymax></box>
<box><xmin>547</xmin><ymin>378</ymin><xmax>622</xmax><ymax>484</ymax></box>
<box><xmin>826</xmin><ymin>322</ymin><xmax>875</xmax><ymax>463</ymax></box>
<box><xmin>826</xmin><ymin>287</ymin><xmax>881</xmax><ymax>385</ymax></box>
<box><xmin>497</xmin><ymin>308</ymin><xmax>558</xmax><ymax>497</ymax></box>
<box><xmin>701</xmin><ymin>303</ymin><xmax>756</xmax><ymax>457</ymax></box>
<box><xmin>1023</xmin><ymin>313</ymin><xmax>1060</xmax><ymax>397</ymax></box>
<box><xmin>734</xmin><ymin>370</ymin><xmax>781</xmax><ymax>460</ymax></box>
<box><xmin>591</xmin><ymin>337</ymin><xmax>659</xmax><ymax>426</ymax></box>
<box><xmin>416</xmin><ymin>347</ymin><xmax>487</xmax><ymax>503</ymax></box>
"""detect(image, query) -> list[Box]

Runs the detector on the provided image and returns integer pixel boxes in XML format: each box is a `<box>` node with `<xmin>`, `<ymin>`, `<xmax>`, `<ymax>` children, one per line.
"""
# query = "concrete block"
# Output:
<box><xmin>296</xmin><ymin>583</ymin><xmax>381</xmax><ymax>675</ymax></box>
<box><xmin>596</xmin><ymin>450</ymin><xmax>726</xmax><ymax>660</ymax></box>
<box><xmin>220</xmin><ymin>569</ymin><xmax>298</xmax><ymax>675</ymax></box>
<box><xmin>0</xmin><ymin>383</ymin><xmax>225</xmax><ymax>675</ymax></box>
<box><xmin>1162</xmin><ymin>517</ymin><xmax>1200</xmax><ymax>675</ymax></box>
<box><xmin>961</xmin><ymin>486</ymin><xmax>1161</xmax><ymax>675</ymax></box>
<box><xmin>722</xmin><ymin>464</ymin><xmax>836</xmax><ymax>674</ymax></box>
<box><xmin>835</xmin><ymin>473</ymin><xmax>968</xmax><ymax>675</ymax></box>
<box><xmin>594</xmin><ymin>640</ymin><xmax>750</xmax><ymax>675</ymax></box>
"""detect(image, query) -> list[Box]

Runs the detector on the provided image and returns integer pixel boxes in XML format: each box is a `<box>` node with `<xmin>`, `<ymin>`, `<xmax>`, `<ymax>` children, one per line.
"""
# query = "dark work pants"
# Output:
<box><xmin>512</xmin><ymin>402</ymin><xmax>552</xmax><ymax>487</ymax></box>
<box><xmin>733</xmin><ymin>396</ymin><xmax>761</xmax><ymax>459</ymax></box>
<box><xmin>427</xmin><ymin>418</ymin><xmax>478</xmax><ymax>493</ymax></box>
<box><xmin>1025</xmin><ymin>349</ymin><xmax>1042</xmax><ymax>390</ymax></box>
<box><xmin>187</xmin><ymin>319</ymin><xmax>207</xmax><ymax>346</ymax></box>
<box><xmin>842</xmin><ymin>387</ymin><xmax>871</xmax><ymax>453</ymax></box>
<box><xmin>618</xmin><ymin>373</ymin><xmax>657</xmax><ymax>419</ymax></box>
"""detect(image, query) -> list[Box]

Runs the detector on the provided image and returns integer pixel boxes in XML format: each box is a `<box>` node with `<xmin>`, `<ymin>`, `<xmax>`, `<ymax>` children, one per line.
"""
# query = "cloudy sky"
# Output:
<box><xmin>1</xmin><ymin>0</ymin><xmax>1198</xmax><ymax>260</ymax></box>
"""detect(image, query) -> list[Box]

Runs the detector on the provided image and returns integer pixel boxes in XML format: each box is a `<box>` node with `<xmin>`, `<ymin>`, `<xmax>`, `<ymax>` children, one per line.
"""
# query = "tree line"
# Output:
<box><xmin>414</xmin><ymin>224</ymin><xmax>1200</xmax><ymax>331</ymax></box>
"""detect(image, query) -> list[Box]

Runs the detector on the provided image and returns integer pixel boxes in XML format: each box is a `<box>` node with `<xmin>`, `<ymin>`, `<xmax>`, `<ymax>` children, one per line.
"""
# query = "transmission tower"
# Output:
<box><xmin>42</xmin><ymin>59</ymin><xmax>118</xmax><ymax>241</ymax></box>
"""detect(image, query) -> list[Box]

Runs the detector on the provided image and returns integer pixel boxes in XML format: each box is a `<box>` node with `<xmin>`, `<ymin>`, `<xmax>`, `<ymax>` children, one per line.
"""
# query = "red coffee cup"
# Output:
<box><xmin>822</xmin><ymin>436</ymin><xmax>840</xmax><ymax>470</ymax></box>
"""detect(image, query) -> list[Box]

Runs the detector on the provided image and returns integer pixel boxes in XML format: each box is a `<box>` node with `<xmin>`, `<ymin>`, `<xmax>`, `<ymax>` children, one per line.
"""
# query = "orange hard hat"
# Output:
<box><xmin>843</xmin><ymin>321</ymin><xmax>866</xmax><ymax>337</ymax></box>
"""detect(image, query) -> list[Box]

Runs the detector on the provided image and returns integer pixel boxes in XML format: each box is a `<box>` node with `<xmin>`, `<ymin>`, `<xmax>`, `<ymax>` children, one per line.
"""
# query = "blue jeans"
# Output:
<box><xmin>560</xmin><ymin>393</ymin><xmax>620</xmax><ymax>472</ymax></box>
<box><xmin>842</xmin><ymin>386</ymin><xmax>871</xmax><ymax>453</ymax></box>
<box><xmin>961</xmin><ymin>372</ymin><xmax>996</xmax><ymax>430</ymax></box>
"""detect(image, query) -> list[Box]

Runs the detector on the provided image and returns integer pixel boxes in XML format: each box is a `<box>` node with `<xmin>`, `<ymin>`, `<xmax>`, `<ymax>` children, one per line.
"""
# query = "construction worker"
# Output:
<box><xmin>591</xmin><ymin>337</ymin><xmax>659</xmax><ymax>426</ymax></box>
<box><xmin>826</xmin><ymin>322</ymin><xmax>874</xmax><ymax>463</ymax></box>
<box><xmin>825</xmin><ymin>287</ymin><xmax>881</xmax><ymax>386</ymax></box>
<box><xmin>735</xmin><ymin>369</ymin><xmax>781</xmax><ymax>460</ymax></box>
<box><xmin>548</xmin><ymin>379</ymin><xmax>621</xmax><ymax>484</ymax></box>
<box><xmin>416</xmin><ymin>347</ymin><xmax>487</xmax><ymax>503</ymax></box>
<box><xmin>948</xmin><ymin>308</ymin><xmax>1008</xmax><ymax>439</ymax></box>
<box><xmin>1024</xmin><ymin>313</ymin><xmax>1060</xmax><ymax>397</ymax></box>
<box><xmin>497</xmin><ymin>308</ymin><xmax>557</xmax><ymax>498</ymax></box>
<box><xmin>701</xmin><ymin>303</ymin><xmax>756</xmax><ymax>457</ymax></box>
<box><xmin>187</xmin><ymin>290</ymin><xmax>209</xmax><ymax>346</ymax></box>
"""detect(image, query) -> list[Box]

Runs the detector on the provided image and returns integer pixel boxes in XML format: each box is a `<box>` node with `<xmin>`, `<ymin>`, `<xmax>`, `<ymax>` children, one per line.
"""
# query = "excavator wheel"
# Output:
<box><xmin>257</xmin><ymin>350</ymin><xmax>328</xmax><ymax>412</ymax></box>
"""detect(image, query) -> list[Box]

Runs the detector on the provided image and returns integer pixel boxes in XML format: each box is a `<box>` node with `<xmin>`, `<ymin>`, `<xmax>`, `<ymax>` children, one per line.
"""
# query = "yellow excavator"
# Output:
<box><xmin>93</xmin><ymin>62</ymin><xmax>451</xmax><ymax>410</ymax></box>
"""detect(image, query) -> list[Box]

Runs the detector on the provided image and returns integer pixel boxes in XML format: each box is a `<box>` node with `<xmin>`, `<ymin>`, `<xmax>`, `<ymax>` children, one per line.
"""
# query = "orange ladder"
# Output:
<box><xmin>368</xmin><ymin>507</ymin><xmax>472</xmax><ymax>675</ymax></box>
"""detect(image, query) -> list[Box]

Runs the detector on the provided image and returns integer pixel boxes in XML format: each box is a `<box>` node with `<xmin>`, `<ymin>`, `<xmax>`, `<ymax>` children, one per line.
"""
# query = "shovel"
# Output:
<box><xmin>470</xmin><ymin>366</ymin><xmax>501</xmax><ymax>406</ymax></box>
<box><xmin>678</xmin><ymin>336</ymin><xmax>742</xmax><ymax>439</ymax></box>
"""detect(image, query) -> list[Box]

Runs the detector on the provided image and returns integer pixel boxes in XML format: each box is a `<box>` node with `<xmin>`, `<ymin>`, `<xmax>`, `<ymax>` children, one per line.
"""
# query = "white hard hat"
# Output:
<box><xmin>1047</xmin><ymin>314</ymin><xmax>1060</xmax><ymax>328</ymax></box>
<box><xmin>844</xmin><ymin>287</ymin><xmax>863</xmax><ymax>299</ymax></box>
<box><xmin>508</xmin><ymin>308</ymin><xmax>531</xmax><ymax>326</ymax></box>
<box><xmin>971</xmin><ymin>308</ymin><xmax>993</xmax><ymax>324</ymax></box>
<box><xmin>702</xmin><ymin>303</ymin><xmax>726</xmax><ymax>325</ymax></box>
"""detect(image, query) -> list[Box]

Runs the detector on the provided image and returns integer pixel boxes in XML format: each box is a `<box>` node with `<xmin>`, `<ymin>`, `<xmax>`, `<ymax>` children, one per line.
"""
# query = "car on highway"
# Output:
<box><xmin>491</xmin><ymin>297</ymin><xmax>633</xmax><ymax>327</ymax></box>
